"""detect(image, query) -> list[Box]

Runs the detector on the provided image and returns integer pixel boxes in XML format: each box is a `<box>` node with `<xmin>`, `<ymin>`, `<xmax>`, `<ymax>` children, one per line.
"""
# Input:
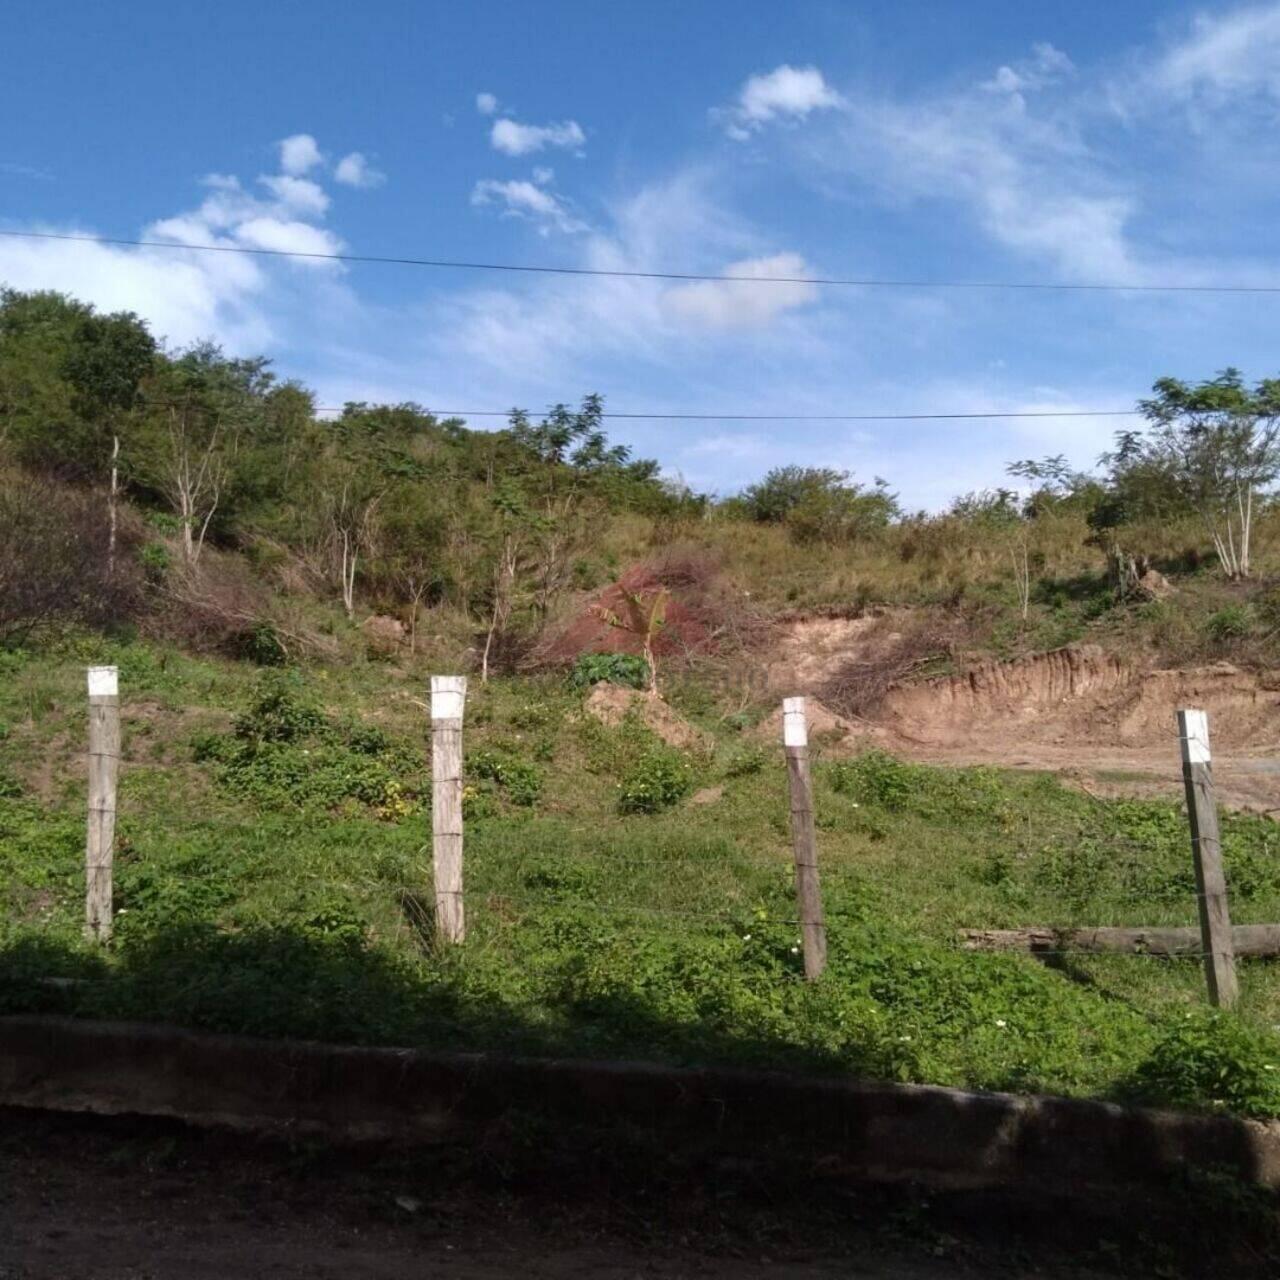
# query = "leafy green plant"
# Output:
<box><xmin>1206</xmin><ymin>604</ymin><xmax>1254</xmax><ymax>642</ymax></box>
<box><xmin>618</xmin><ymin>748</ymin><xmax>693</xmax><ymax>814</ymax></box>
<box><xmin>829</xmin><ymin>752</ymin><xmax>915</xmax><ymax>812</ymax></box>
<box><xmin>193</xmin><ymin>673</ymin><xmax>418</xmax><ymax>818</ymax></box>
<box><xmin>568</xmin><ymin>652</ymin><xmax>650</xmax><ymax>691</ymax></box>
<box><xmin>723</xmin><ymin>745</ymin><xmax>766</xmax><ymax>779</ymax></box>
<box><xmin>232</xmin><ymin>672</ymin><xmax>326</xmax><ymax>743</ymax></box>
<box><xmin>471</xmin><ymin>748</ymin><xmax>543</xmax><ymax>807</ymax></box>
<box><xmin>1124</xmin><ymin>1011</ymin><xmax>1280</xmax><ymax>1118</ymax></box>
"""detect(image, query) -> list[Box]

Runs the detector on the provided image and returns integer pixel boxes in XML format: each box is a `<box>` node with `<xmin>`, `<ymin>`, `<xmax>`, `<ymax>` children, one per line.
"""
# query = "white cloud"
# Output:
<box><xmin>258</xmin><ymin>174</ymin><xmax>330</xmax><ymax>216</ymax></box>
<box><xmin>476</xmin><ymin>91</ymin><xmax>499</xmax><ymax>116</ymax></box>
<box><xmin>718</xmin><ymin>65</ymin><xmax>843</xmax><ymax>138</ymax></box>
<box><xmin>0</xmin><ymin>224</ymin><xmax>274</xmax><ymax>352</ymax></box>
<box><xmin>471</xmin><ymin>178</ymin><xmax>586</xmax><ymax>234</ymax></box>
<box><xmin>817</xmin><ymin>52</ymin><xmax>1143</xmax><ymax>284</ymax></box>
<box><xmin>490</xmin><ymin>117</ymin><xmax>586</xmax><ymax>156</ymax></box>
<box><xmin>279</xmin><ymin>133</ymin><xmax>323</xmax><ymax>176</ymax></box>
<box><xmin>334</xmin><ymin>151</ymin><xmax>385</xmax><ymax>188</ymax></box>
<box><xmin>662</xmin><ymin>253</ymin><xmax>818</xmax><ymax>329</ymax></box>
<box><xmin>1150</xmin><ymin>6</ymin><xmax>1280</xmax><ymax>101</ymax></box>
<box><xmin>233</xmin><ymin>217</ymin><xmax>344</xmax><ymax>258</ymax></box>
<box><xmin>981</xmin><ymin>41</ymin><xmax>1075</xmax><ymax>103</ymax></box>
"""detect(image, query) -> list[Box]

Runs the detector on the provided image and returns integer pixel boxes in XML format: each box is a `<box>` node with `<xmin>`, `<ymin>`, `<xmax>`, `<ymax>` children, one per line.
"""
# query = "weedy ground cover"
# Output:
<box><xmin>2</xmin><ymin>637</ymin><xmax>1280</xmax><ymax>1118</ymax></box>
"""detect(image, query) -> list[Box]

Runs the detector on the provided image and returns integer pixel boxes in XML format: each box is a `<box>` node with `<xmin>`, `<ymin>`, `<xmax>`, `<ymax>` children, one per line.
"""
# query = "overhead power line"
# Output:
<box><xmin>314</xmin><ymin>407</ymin><xmax>1139</xmax><ymax>422</ymax></box>
<box><xmin>138</xmin><ymin>392</ymin><xmax>1138</xmax><ymax>423</ymax></box>
<box><xmin>2</xmin><ymin>227</ymin><xmax>1277</xmax><ymax>295</ymax></box>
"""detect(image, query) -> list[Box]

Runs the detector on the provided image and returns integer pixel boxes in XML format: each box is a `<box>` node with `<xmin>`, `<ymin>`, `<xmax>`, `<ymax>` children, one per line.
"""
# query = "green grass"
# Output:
<box><xmin>3</xmin><ymin>636</ymin><xmax>1280</xmax><ymax>1118</ymax></box>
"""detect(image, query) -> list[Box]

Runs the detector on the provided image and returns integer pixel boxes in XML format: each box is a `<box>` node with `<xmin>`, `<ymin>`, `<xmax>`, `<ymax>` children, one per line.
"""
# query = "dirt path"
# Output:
<box><xmin>0</xmin><ymin>1110</ymin><xmax>1140</xmax><ymax>1279</ymax></box>
<box><xmin>909</xmin><ymin>741</ymin><xmax>1280</xmax><ymax>813</ymax></box>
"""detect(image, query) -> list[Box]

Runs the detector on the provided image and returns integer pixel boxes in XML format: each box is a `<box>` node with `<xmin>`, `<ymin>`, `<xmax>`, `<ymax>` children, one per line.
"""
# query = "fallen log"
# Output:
<box><xmin>960</xmin><ymin>925</ymin><xmax>1280</xmax><ymax>958</ymax></box>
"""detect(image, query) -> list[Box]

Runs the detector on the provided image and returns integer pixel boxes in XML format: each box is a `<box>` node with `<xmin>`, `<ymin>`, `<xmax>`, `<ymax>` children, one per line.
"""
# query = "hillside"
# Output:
<box><xmin>5</xmin><ymin>288</ymin><xmax>1280</xmax><ymax>1122</ymax></box>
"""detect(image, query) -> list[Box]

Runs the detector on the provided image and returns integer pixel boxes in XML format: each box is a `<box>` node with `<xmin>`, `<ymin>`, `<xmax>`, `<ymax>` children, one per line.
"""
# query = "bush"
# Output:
<box><xmin>232</xmin><ymin>672</ymin><xmax>326</xmax><ymax>743</ymax></box>
<box><xmin>723</xmin><ymin>745</ymin><xmax>766</xmax><ymax>778</ymax></box>
<box><xmin>1124</xmin><ymin>1011</ymin><xmax>1280</xmax><ymax>1118</ymax></box>
<box><xmin>194</xmin><ymin>673</ymin><xmax>418</xmax><ymax>818</ymax></box>
<box><xmin>1206</xmin><ymin>604</ymin><xmax>1253</xmax><ymax>643</ymax></box>
<box><xmin>470</xmin><ymin>748</ymin><xmax>543</xmax><ymax>806</ymax></box>
<box><xmin>618</xmin><ymin>748</ymin><xmax>693</xmax><ymax>814</ymax></box>
<box><xmin>569</xmin><ymin>652</ymin><xmax>650</xmax><ymax>690</ymax></box>
<box><xmin>830</xmin><ymin>752</ymin><xmax>915</xmax><ymax>812</ymax></box>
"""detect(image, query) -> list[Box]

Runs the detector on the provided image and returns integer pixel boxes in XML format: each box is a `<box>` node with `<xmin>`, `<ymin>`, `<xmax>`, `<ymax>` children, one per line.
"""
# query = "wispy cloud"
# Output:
<box><xmin>1148</xmin><ymin>4</ymin><xmax>1280</xmax><ymax>103</ymax></box>
<box><xmin>662</xmin><ymin>253</ymin><xmax>818</xmax><ymax>329</ymax></box>
<box><xmin>0</xmin><ymin>161</ymin><xmax>54</xmax><ymax>181</ymax></box>
<box><xmin>471</xmin><ymin>173</ymin><xmax>587</xmax><ymax>235</ymax></box>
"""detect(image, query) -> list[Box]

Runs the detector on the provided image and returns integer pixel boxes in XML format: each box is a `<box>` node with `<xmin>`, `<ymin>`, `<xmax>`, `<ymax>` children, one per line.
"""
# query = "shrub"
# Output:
<box><xmin>1205</xmin><ymin>604</ymin><xmax>1253</xmax><ymax>643</ymax></box>
<box><xmin>723</xmin><ymin>745</ymin><xmax>766</xmax><ymax>778</ymax></box>
<box><xmin>232</xmin><ymin>672</ymin><xmax>326</xmax><ymax>743</ymax></box>
<box><xmin>618</xmin><ymin>748</ymin><xmax>693</xmax><ymax>814</ymax></box>
<box><xmin>470</xmin><ymin>748</ymin><xmax>543</xmax><ymax>806</ymax></box>
<box><xmin>569</xmin><ymin>651</ymin><xmax>650</xmax><ymax>690</ymax></box>
<box><xmin>194</xmin><ymin>673</ymin><xmax>418</xmax><ymax>817</ymax></box>
<box><xmin>1124</xmin><ymin>1011</ymin><xmax>1280</xmax><ymax>1118</ymax></box>
<box><xmin>829</xmin><ymin>752</ymin><xmax>915</xmax><ymax>812</ymax></box>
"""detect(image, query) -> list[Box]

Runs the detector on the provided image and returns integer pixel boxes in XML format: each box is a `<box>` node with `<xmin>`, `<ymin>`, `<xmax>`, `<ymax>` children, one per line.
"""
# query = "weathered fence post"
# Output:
<box><xmin>783</xmin><ymin>696</ymin><xmax>827</xmax><ymax>980</ymax></box>
<box><xmin>85</xmin><ymin>665</ymin><xmax>120</xmax><ymax>943</ymax></box>
<box><xmin>431</xmin><ymin>675</ymin><xmax>467</xmax><ymax>944</ymax></box>
<box><xmin>1177</xmin><ymin>708</ymin><xmax>1238</xmax><ymax>1008</ymax></box>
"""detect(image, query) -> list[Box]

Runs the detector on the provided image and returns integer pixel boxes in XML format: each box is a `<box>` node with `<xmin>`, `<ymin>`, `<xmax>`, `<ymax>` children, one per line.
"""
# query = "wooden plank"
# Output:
<box><xmin>85</xmin><ymin>666</ymin><xmax>120</xmax><ymax>943</ymax></box>
<box><xmin>782</xmin><ymin>696</ymin><xmax>827</xmax><ymax>980</ymax></box>
<box><xmin>961</xmin><ymin>925</ymin><xmax>1280</xmax><ymax>958</ymax></box>
<box><xmin>430</xmin><ymin>676</ymin><xmax>467</xmax><ymax>944</ymax></box>
<box><xmin>1178</xmin><ymin>708</ymin><xmax>1239</xmax><ymax>1007</ymax></box>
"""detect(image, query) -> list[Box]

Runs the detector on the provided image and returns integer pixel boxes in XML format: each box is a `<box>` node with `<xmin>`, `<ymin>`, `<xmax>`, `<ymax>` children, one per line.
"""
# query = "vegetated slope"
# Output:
<box><xmin>4</xmin><ymin>637</ymin><xmax>1280</xmax><ymax>1122</ymax></box>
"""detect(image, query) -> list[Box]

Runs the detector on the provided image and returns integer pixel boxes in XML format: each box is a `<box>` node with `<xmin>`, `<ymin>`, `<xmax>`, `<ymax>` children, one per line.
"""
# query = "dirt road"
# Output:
<box><xmin>0</xmin><ymin>1110</ymin><xmax>1143</xmax><ymax>1279</ymax></box>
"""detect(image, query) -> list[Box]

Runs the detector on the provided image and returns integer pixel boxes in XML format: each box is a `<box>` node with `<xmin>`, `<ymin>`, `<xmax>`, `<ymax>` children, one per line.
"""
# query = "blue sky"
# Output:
<box><xmin>4</xmin><ymin>1</ymin><xmax>1280</xmax><ymax>507</ymax></box>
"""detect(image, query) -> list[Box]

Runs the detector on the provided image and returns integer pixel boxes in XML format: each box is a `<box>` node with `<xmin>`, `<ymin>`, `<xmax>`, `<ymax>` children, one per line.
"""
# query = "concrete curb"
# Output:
<box><xmin>2</xmin><ymin>1015</ymin><xmax>1278</xmax><ymax>1193</ymax></box>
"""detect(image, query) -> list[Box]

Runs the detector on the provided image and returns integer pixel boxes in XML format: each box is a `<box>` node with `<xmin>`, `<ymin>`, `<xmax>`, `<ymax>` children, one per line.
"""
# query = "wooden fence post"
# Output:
<box><xmin>85</xmin><ymin>665</ymin><xmax>120</xmax><ymax>943</ymax></box>
<box><xmin>783</xmin><ymin>696</ymin><xmax>827</xmax><ymax>980</ymax></box>
<box><xmin>1177</xmin><ymin>708</ymin><xmax>1238</xmax><ymax>1008</ymax></box>
<box><xmin>431</xmin><ymin>675</ymin><xmax>467</xmax><ymax>944</ymax></box>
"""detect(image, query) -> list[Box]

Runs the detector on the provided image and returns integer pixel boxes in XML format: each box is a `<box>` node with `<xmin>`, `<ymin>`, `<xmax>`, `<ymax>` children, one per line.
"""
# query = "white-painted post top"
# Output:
<box><xmin>431</xmin><ymin>675</ymin><xmax>467</xmax><ymax>720</ymax></box>
<box><xmin>1177</xmin><ymin>708</ymin><xmax>1211</xmax><ymax>765</ymax></box>
<box><xmin>782</xmin><ymin>696</ymin><xmax>808</xmax><ymax>748</ymax></box>
<box><xmin>87</xmin><ymin>666</ymin><xmax>119</xmax><ymax>697</ymax></box>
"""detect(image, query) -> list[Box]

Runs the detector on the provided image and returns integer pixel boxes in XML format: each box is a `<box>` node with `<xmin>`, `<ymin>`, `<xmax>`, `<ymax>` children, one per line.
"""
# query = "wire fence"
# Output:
<box><xmin>9</xmin><ymin>668</ymin><xmax>1268</xmax><ymax>1016</ymax></box>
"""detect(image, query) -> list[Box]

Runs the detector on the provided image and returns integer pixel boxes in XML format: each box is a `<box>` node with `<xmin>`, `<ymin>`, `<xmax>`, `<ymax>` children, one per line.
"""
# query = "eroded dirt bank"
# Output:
<box><xmin>768</xmin><ymin>620</ymin><xmax>1280</xmax><ymax>811</ymax></box>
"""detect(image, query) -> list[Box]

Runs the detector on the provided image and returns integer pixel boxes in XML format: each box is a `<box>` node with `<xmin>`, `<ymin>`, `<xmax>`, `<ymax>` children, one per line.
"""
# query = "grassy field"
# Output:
<box><xmin>3</xmin><ymin>634</ymin><xmax>1280</xmax><ymax>1119</ymax></box>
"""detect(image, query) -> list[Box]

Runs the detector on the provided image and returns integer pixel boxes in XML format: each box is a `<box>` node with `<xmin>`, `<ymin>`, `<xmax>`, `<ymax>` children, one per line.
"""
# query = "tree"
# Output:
<box><xmin>1128</xmin><ymin>370</ymin><xmax>1280</xmax><ymax>579</ymax></box>
<box><xmin>63</xmin><ymin>310</ymin><xmax>157</xmax><ymax>572</ymax></box>
<box><xmin>737</xmin><ymin>466</ymin><xmax>899</xmax><ymax>544</ymax></box>
<box><xmin>479</xmin><ymin>481</ymin><xmax>539</xmax><ymax>683</ymax></box>
<box><xmin>152</xmin><ymin>399</ymin><xmax>237</xmax><ymax>569</ymax></box>
<box><xmin>0</xmin><ymin>293</ymin><xmax>156</xmax><ymax>575</ymax></box>
<box><xmin>595</xmin><ymin>587</ymin><xmax>668</xmax><ymax>694</ymax></box>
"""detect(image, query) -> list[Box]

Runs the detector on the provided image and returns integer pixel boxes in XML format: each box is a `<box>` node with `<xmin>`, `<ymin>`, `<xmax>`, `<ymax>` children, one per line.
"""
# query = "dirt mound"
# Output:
<box><xmin>766</xmin><ymin>614</ymin><xmax>901</xmax><ymax>690</ymax></box>
<box><xmin>540</xmin><ymin>558</ymin><xmax>718</xmax><ymax>667</ymax></box>
<box><xmin>583</xmin><ymin>684</ymin><xmax>712</xmax><ymax>752</ymax></box>
<box><xmin>753</xmin><ymin>697</ymin><xmax>887</xmax><ymax>753</ymax></box>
